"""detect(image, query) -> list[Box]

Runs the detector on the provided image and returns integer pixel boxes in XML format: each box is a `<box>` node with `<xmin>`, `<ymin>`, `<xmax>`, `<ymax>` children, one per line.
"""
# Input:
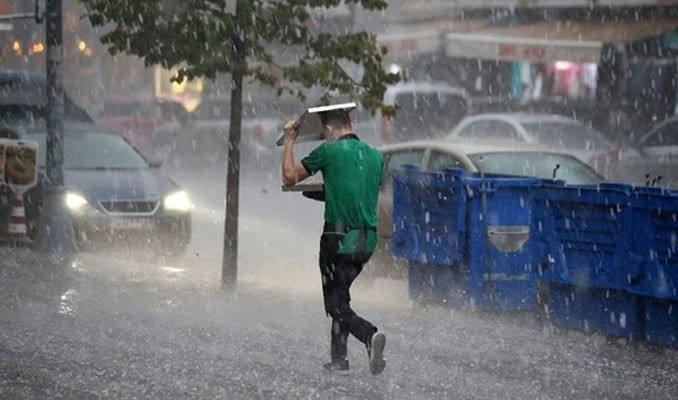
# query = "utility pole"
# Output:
<box><xmin>45</xmin><ymin>0</ymin><xmax>63</xmax><ymax>186</ymax></box>
<box><xmin>37</xmin><ymin>0</ymin><xmax>77</xmax><ymax>254</ymax></box>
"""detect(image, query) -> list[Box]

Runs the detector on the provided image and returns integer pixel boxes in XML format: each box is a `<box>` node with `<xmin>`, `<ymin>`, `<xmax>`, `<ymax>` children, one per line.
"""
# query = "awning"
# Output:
<box><xmin>376</xmin><ymin>20</ymin><xmax>483</xmax><ymax>61</ymax></box>
<box><xmin>445</xmin><ymin>18</ymin><xmax>678</xmax><ymax>63</ymax></box>
<box><xmin>378</xmin><ymin>30</ymin><xmax>442</xmax><ymax>60</ymax></box>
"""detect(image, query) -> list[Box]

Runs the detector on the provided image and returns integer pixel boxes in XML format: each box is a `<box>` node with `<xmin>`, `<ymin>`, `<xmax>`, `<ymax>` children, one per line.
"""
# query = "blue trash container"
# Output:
<box><xmin>464</xmin><ymin>175</ymin><xmax>540</xmax><ymax>311</ymax></box>
<box><xmin>546</xmin><ymin>282</ymin><xmax>641</xmax><ymax>339</ymax></box>
<box><xmin>393</xmin><ymin>167</ymin><xmax>540</xmax><ymax>311</ymax></box>
<box><xmin>642</xmin><ymin>296</ymin><xmax>678</xmax><ymax>350</ymax></box>
<box><xmin>628</xmin><ymin>186</ymin><xmax>678</xmax><ymax>349</ymax></box>
<box><xmin>628</xmin><ymin>186</ymin><xmax>678</xmax><ymax>300</ymax></box>
<box><xmin>392</xmin><ymin>167</ymin><xmax>467</xmax><ymax>265</ymax></box>
<box><xmin>533</xmin><ymin>182</ymin><xmax>642</xmax><ymax>339</ymax></box>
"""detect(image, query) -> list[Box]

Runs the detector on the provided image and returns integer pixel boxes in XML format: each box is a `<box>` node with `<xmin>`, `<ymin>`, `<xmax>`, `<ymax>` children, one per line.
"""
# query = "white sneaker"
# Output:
<box><xmin>368</xmin><ymin>332</ymin><xmax>386</xmax><ymax>375</ymax></box>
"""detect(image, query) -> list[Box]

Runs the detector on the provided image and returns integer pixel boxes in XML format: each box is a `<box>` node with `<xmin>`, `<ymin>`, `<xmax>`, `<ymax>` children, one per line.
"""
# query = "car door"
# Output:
<box><xmin>377</xmin><ymin>148</ymin><xmax>426</xmax><ymax>241</ymax></box>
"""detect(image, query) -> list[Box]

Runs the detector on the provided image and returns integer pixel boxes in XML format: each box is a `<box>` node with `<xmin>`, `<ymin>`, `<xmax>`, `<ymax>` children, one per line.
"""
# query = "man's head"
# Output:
<box><xmin>320</xmin><ymin>109</ymin><xmax>353</xmax><ymax>141</ymax></box>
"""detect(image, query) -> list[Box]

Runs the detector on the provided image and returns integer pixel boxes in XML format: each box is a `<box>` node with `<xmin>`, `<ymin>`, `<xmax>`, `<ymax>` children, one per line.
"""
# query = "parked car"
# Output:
<box><xmin>0</xmin><ymin>70</ymin><xmax>93</xmax><ymax>124</ymax></box>
<box><xmin>371</xmin><ymin>139</ymin><xmax>604</xmax><ymax>277</ymax></box>
<box><xmin>447</xmin><ymin>113</ymin><xmax>628</xmax><ymax>177</ymax></box>
<box><xmin>21</xmin><ymin>127</ymin><xmax>192</xmax><ymax>255</ymax></box>
<box><xmin>607</xmin><ymin>116</ymin><xmax>678</xmax><ymax>188</ymax></box>
<box><xmin>95</xmin><ymin>98</ymin><xmax>191</xmax><ymax>160</ymax></box>
<box><xmin>184</xmin><ymin>96</ymin><xmax>301</xmax><ymax>168</ymax></box>
<box><xmin>380</xmin><ymin>82</ymin><xmax>470</xmax><ymax>145</ymax></box>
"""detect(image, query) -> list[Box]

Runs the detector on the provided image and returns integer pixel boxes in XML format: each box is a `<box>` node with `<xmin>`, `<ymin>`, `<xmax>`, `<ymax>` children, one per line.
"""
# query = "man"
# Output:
<box><xmin>281</xmin><ymin>108</ymin><xmax>386</xmax><ymax>375</ymax></box>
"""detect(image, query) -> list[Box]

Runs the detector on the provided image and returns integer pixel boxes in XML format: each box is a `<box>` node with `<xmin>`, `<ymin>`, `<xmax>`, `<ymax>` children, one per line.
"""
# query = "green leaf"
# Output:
<box><xmin>79</xmin><ymin>0</ymin><xmax>402</xmax><ymax>114</ymax></box>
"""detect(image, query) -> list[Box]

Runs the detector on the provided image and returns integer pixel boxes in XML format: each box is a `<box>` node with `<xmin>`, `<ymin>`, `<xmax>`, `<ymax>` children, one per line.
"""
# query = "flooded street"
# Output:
<box><xmin>1</xmin><ymin>164</ymin><xmax>677</xmax><ymax>399</ymax></box>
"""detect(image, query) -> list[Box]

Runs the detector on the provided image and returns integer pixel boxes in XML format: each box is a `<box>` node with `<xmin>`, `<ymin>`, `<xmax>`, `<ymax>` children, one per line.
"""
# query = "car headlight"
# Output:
<box><xmin>65</xmin><ymin>192</ymin><xmax>88</xmax><ymax>211</ymax></box>
<box><xmin>164</xmin><ymin>191</ymin><xmax>193</xmax><ymax>212</ymax></box>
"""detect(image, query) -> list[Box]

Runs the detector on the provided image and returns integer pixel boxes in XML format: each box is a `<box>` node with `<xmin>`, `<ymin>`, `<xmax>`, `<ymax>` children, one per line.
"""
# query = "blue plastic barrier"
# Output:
<box><xmin>545</xmin><ymin>282</ymin><xmax>641</xmax><ymax>340</ymax></box>
<box><xmin>642</xmin><ymin>296</ymin><xmax>678</xmax><ymax>350</ymax></box>
<box><xmin>464</xmin><ymin>175</ymin><xmax>540</xmax><ymax>310</ymax></box>
<box><xmin>628</xmin><ymin>187</ymin><xmax>678</xmax><ymax>300</ymax></box>
<box><xmin>394</xmin><ymin>168</ymin><xmax>540</xmax><ymax>311</ymax></box>
<box><xmin>532</xmin><ymin>182</ymin><xmax>642</xmax><ymax>338</ymax></box>
<box><xmin>392</xmin><ymin>166</ymin><xmax>467</xmax><ymax>265</ymax></box>
<box><xmin>628</xmin><ymin>187</ymin><xmax>678</xmax><ymax>349</ymax></box>
<box><xmin>393</xmin><ymin>166</ymin><xmax>678</xmax><ymax>347</ymax></box>
<box><xmin>533</xmin><ymin>183</ymin><xmax>634</xmax><ymax>290</ymax></box>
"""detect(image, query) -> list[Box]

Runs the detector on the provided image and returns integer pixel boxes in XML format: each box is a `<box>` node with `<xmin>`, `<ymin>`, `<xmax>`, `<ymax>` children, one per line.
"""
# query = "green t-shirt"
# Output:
<box><xmin>301</xmin><ymin>134</ymin><xmax>383</xmax><ymax>254</ymax></box>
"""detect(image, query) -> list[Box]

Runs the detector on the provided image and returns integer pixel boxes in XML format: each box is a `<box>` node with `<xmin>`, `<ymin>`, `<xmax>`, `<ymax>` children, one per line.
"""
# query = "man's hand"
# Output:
<box><xmin>283</xmin><ymin>120</ymin><xmax>299</xmax><ymax>143</ymax></box>
<box><xmin>282</xmin><ymin>119</ymin><xmax>309</xmax><ymax>186</ymax></box>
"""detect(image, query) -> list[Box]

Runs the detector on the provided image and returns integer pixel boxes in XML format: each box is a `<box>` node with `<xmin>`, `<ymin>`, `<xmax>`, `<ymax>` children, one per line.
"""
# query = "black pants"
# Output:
<box><xmin>319</xmin><ymin>233</ymin><xmax>377</xmax><ymax>362</ymax></box>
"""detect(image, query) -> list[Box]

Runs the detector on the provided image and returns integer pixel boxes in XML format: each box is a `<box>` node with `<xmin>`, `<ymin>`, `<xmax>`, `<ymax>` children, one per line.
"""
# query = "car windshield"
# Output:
<box><xmin>0</xmin><ymin>79</ymin><xmax>45</xmax><ymax>106</ymax></box>
<box><xmin>469</xmin><ymin>152</ymin><xmax>603</xmax><ymax>184</ymax></box>
<box><xmin>522</xmin><ymin>122</ymin><xmax>611</xmax><ymax>150</ymax></box>
<box><xmin>27</xmin><ymin>132</ymin><xmax>149</xmax><ymax>170</ymax></box>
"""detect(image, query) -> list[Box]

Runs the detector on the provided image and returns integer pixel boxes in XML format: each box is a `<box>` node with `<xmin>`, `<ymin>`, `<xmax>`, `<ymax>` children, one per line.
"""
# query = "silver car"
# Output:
<box><xmin>447</xmin><ymin>113</ymin><xmax>617</xmax><ymax>176</ymax></box>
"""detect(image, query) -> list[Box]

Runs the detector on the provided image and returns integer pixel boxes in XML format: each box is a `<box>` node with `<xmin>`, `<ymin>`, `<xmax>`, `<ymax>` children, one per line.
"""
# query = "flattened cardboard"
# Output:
<box><xmin>276</xmin><ymin>102</ymin><xmax>356</xmax><ymax>146</ymax></box>
<box><xmin>281</xmin><ymin>182</ymin><xmax>323</xmax><ymax>192</ymax></box>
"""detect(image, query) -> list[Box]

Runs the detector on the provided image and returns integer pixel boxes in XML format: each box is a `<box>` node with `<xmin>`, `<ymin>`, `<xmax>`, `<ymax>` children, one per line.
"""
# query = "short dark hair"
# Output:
<box><xmin>319</xmin><ymin>110</ymin><xmax>351</xmax><ymax>129</ymax></box>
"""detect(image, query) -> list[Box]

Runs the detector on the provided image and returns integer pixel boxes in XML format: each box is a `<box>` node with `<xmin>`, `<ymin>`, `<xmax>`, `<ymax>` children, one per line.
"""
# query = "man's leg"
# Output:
<box><xmin>319</xmin><ymin>237</ymin><xmax>386</xmax><ymax>374</ymax></box>
<box><xmin>320</xmin><ymin>234</ymin><xmax>351</xmax><ymax>371</ymax></box>
<box><xmin>330</xmin><ymin>319</ymin><xmax>350</xmax><ymax>362</ymax></box>
<box><xmin>336</xmin><ymin>253</ymin><xmax>386</xmax><ymax>375</ymax></box>
<box><xmin>327</xmin><ymin>256</ymin><xmax>377</xmax><ymax>346</ymax></box>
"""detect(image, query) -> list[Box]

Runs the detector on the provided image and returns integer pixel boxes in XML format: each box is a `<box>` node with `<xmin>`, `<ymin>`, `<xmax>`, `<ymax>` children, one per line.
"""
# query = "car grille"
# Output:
<box><xmin>99</xmin><ymin>200</ymin><xmax>159</xmax><ymax>214</ymax></box>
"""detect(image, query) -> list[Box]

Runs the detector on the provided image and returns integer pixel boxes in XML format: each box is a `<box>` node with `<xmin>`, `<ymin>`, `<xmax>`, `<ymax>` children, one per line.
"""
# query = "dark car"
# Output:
<box><xmin>0</xmin><ymin>70</ymin><xmax>93</xmax><ymax>124</ymax></box>
<box><xmin>23</xmin><ymin>128</ymin><xmax>192</xmax><ymax>255</ymax></box>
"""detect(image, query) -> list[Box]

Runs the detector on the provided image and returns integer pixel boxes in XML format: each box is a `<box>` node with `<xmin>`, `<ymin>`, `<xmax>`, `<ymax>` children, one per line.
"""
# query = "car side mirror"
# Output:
<box><xmin>147</xmin><ymin>155</ymin><xmax>164</xmax><ymax>168</ymax></box>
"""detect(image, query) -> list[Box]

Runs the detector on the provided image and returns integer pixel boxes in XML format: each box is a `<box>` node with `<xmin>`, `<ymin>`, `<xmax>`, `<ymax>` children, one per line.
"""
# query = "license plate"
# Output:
<box><xmin>110</xmin><ymin>218</ymin><xmax>155</xmax><ymax>230</ymax></box>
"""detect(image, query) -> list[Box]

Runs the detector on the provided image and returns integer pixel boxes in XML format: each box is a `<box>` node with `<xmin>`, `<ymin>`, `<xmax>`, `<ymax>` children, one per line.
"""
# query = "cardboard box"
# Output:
<box><xmin>276</xmin><ymin>102</ymin><xmax>356</xmax><ymax>146</ymax></box>
<box><xmin>281</xmin><ymin>181</ymin><xmax>323</xmax><ymax>192</ymax></box>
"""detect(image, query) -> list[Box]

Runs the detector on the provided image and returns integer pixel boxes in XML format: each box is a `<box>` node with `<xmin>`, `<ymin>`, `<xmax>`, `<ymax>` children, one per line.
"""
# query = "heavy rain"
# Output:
<box><xmin>1</xmin><ymin>0</ymin><xmax>678</xmax><ymax>398</ymax></box>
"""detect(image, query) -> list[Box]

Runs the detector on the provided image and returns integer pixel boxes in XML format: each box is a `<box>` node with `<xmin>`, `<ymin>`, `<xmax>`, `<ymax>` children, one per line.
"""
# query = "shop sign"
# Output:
<box><xmin>446</xmin><ymin>33</ymin><xmax>602</xmax><ymax>63</ymax></box>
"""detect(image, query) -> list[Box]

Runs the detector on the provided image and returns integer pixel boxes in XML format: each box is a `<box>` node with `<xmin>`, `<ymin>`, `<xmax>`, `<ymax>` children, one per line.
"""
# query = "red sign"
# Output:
<box><xmin>400</xmin><ymin>38</ymin><xmax>418</xmax><ymax>51</ymax></box>
<box><xmin>499</xmin><ymin>44</ymin><xmax>518</xmax><ymax>57</ymax></box>
<box><xmin>523</xmin><ymin>46</ymin><xmax>546</xmax><ymax>59</ymax></box>
<box><xmin>499</xmin><ymin>43</ymin><xmax>546</xmax><ymax>60</ymax></box>
<box><xmin>0</xmin><ymin>0</ymin><xmax>13</xmax><ymax>15</ymax></box>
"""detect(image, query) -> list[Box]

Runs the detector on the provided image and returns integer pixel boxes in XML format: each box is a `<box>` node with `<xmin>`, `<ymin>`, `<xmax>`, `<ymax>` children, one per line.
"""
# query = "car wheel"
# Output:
<box><xmin>156</xmin><ymin>237</ymin><xmax>189</xmax><ymax>258</ymax></box>
<box><xmin>154</xmin><ymin>220</ymin><xmax>191</xmax><ymax>258</ymax></box>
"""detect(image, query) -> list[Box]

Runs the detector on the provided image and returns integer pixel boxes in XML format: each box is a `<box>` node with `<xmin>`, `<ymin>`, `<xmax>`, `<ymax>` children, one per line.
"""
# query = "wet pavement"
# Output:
<box><xmin>1</xmin><ymin>166</ymin><xmax>678</xmax><ymax>399</ymax></box>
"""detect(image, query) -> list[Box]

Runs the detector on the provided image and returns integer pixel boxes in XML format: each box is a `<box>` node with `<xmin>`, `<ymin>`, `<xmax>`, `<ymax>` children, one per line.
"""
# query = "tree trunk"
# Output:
<box><xmin>221</xmin><ymin>19</ymin><xmax>246</xmax><ymax>289</ymax></box>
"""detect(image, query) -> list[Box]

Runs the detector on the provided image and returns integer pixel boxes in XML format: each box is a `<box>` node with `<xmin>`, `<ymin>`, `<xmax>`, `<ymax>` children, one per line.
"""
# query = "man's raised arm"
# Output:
<box><xmin>282</xmin><ymin>120</ymin><xmax>310</xmax><ymax>186</ymax></box>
